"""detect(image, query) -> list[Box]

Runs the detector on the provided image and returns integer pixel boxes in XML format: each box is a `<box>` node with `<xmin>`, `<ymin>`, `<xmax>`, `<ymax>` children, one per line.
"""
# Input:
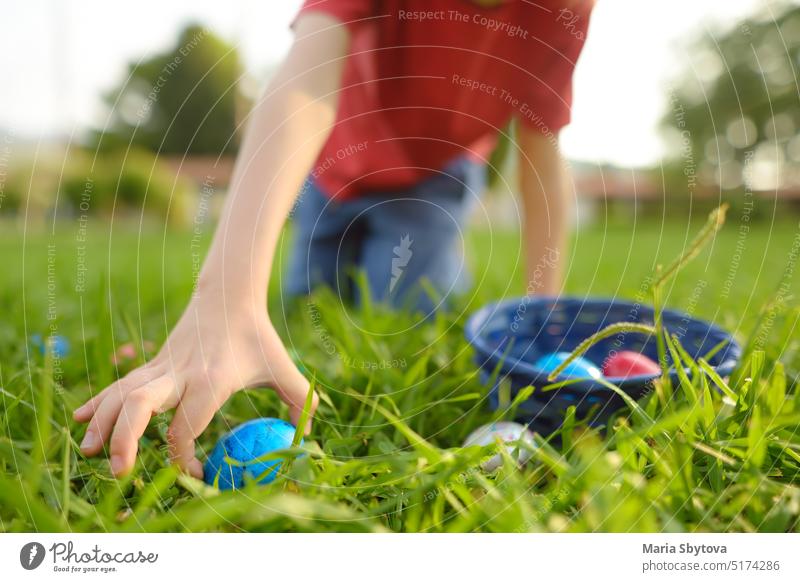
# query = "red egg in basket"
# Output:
<box><xmin>602</xmin><ymin>350</ymin><xmax>661</xmax><ymax>379</ymax></box>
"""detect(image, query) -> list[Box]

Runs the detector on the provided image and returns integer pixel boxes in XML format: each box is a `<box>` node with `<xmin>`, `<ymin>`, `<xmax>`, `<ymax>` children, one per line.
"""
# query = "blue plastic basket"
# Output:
<box><xmin>464</xmin><ymin>296</ymin><xmax>741</xmax><ymax>435</ymax></box>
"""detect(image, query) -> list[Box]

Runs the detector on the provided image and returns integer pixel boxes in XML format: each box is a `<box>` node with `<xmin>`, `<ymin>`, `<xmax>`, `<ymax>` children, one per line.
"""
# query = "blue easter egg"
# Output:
<box><xmin>533</xmin><ymin>351</ymin><xmax>602</xmax><ymax>380</ymax></box>
<box><xmin>203</xmin><ymin>418</ymin><xmax>301</xmax><ymax>490</ymax></box>
<box><xmin>31</xmin><ymin>334</ymin><xmax>70</xmax><ymax>358</ymax></box>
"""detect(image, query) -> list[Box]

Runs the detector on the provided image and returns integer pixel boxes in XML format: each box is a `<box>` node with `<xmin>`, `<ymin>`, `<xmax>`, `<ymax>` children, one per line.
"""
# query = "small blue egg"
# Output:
<box><xmin>533</xmin><ymin>351</ymin><xmax>602</xmax><ymax>380</ymax></box>
<box><xmin>31</xmin><ymin>334</ymin><xmax>70</xmax><ymax>358</ymax></box>
<box><xmin>203</xmin><ymin>418</ymin><xmax>301</xmax><ymax>490</ymax></box>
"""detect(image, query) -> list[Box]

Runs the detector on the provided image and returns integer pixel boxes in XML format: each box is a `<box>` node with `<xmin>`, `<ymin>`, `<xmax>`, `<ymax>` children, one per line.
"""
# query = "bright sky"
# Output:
<box><xmin>3</xmin><ymin>0</ymin><xmax>768</xmax><ymax>167</ymax></box>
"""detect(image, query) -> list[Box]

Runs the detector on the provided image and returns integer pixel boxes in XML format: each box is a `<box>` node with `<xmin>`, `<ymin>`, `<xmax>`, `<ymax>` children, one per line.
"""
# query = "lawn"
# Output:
<box><xmin>1</xmin><ymin>211</ymin><xmax>799</xmax><ymax>532</ymax></box>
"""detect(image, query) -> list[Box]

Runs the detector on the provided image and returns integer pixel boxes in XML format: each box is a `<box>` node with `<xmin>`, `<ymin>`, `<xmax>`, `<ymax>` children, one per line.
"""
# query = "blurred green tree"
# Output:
<box><xmin>662</xmin><ymin>1</ymin><xmax>800</xmax><ymax>201</ymax></box>
<box><xmin>94</xmin><ymin>23</ymin><xmax>247</xmax><ymax>155</ymax></box>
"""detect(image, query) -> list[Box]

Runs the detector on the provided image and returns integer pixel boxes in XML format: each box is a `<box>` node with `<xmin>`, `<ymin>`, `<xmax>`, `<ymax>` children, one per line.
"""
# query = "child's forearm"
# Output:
<box><xmin>197</xmin><ymin>13</ymin><xmax>348</xmax><ymax>312</ymax></box>
<box><xmin>517</xmin><ymin>126</ymin><xmax>572</xmax><ymax>296</ymax></box>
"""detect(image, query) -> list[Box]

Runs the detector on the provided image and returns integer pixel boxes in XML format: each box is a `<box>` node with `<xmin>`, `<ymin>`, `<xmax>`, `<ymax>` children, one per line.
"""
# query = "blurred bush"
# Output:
<box><xmin>1</xmin><ymin>172</ymin><xmax>24</xmax><ymax>215</ymax></box>
<box><xmin>3</xmin><ymin>148</ymin><xmax>193</xmax><ymax>228</ymax></box>
<box><xmin>68</xmin><ymin>149</ymin><xmax>193</xmax><ymax>227</ymax></box>
<box><xmin>2</xmin><ymin>158</ymin><xmax>60</xmax><ymax>223</ymax></box>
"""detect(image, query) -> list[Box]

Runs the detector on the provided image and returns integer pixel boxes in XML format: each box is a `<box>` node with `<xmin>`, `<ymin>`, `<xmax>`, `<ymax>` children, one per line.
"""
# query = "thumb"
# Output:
<box><xmin>272</xmin><ymin>364</ymin><xmax>318</xmax><ymax>435</ymax></box>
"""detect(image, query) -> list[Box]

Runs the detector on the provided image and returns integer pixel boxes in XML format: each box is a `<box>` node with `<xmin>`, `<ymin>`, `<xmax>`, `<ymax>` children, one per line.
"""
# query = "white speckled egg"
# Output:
<box><xmin>463</xmin><ymin>421</ymin><xmax>535</xmax><ymax>471</ymax></box>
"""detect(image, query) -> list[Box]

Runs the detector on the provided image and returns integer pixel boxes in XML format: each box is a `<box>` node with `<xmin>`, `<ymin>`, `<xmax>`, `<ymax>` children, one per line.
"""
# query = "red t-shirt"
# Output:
<box><xmin>294</xmin><ymin>0</ymin><xmax>592</xmax><ymax>200</ymax></box>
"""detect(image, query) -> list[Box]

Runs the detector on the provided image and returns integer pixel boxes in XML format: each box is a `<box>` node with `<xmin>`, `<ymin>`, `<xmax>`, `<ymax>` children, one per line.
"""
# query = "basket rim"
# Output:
<box><xmin>464</xmin><ymin>295</ymin><xmax>741</xmax><ymax>386</ymax></box>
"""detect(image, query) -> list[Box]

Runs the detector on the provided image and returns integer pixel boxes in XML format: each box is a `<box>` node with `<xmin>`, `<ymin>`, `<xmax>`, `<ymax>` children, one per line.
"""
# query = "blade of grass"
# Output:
<box><xmin>347</xmin><ymin>389</ymin><xmax>441</xmax><ymax>463</ymax></box>
<box><xmin>130</xmin><ymin>466</ymin><xmax>179</xmax><ymax>519</ymax></box>
<box><xmin>653</xmin><ymin>204</ymin><xmax>728</xmax><ymax>288</ymax></box>
<box><xmin>61</xmin><ymin>427</ymin><xmax>71</xmax><ymax>521</ymax></box>
<box><xmin>0</xmin><ymin>474</ymin><xmax>66</xmax><ymax>531</ymax></box>
<box><xmin>698</xmin><ymin>358</ymin><xmax>738</xmax><ymax>401</ymax></box>
<box><xmin>664</xmin><ymin>333</ymin><xmax>698</xmax><ymax>405</ymax></box>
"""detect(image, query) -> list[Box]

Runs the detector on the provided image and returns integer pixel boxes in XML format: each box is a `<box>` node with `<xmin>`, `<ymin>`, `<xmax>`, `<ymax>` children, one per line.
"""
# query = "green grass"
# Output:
<box><xmin>0</xmin><ymin>212</ymin><xmax>799</xmax><ymax>532</ymax></box>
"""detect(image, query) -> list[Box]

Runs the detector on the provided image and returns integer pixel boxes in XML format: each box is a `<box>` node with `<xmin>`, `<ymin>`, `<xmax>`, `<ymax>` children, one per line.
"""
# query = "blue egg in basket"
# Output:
<box><xmin>203</xmin><ymin>418</ymin><xmax>301</xmax><ymax>490</ymax></box>
<box><xmin>533</xmin><ymin>352</ymin><xmax>602</xmax><ymax>380</ymax></box>
<box><xmin>464</xmin><ymin>296</ymin><xmax>741</xmax><ymax>435</ymax></box>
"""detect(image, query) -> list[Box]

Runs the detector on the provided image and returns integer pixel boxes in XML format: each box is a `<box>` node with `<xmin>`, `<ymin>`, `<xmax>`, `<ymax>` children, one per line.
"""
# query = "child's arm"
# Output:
<box><xmin>517</xmin><ymin>125</ymin><xmax>572</xmax><ymax>295</ymax></box>
<box><xmin>73</xmin><ymin>12</ymin><xmax>349</xmax><ymax>478</ymax></box>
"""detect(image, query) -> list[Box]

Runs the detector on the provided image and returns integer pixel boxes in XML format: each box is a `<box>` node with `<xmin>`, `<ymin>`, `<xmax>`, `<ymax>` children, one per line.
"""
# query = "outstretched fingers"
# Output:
<box><xmin>167</xmin><ymin>379</ymin><xmax>223</xmax><ymax>479</ymax></box>
<box><xmin>73</xmin><ymin>365</ymin><xmax>161</xmax><ymax>422</ymax></box>
<box><xmin>108</xmin><ymin>376</ymin><xmax>178</xmax><ymax>477</ymax></box>
<box><xmin>76</xmin><ymin>367</ymin><xmax>163</xmax><ymax>456</ymax></box>
<box><xmin>78</xmin><ymin>390</ymin><xmax>125</xmax><ymax>456</ymax></box>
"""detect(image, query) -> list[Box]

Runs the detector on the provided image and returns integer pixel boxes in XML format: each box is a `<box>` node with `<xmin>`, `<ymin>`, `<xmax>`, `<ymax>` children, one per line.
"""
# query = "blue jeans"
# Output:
<box><xmin>284</xmin><ymin>157</ymin><xmax>486</xmax><ymax>313</ymax></box>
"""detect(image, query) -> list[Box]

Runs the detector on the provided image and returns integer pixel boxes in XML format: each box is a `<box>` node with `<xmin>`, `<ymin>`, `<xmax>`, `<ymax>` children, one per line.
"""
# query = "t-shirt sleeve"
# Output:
<box><xmin>292</xmin><ymin>0</ymin><xmax>376</xmax><ymax>33</ymax></box>
<box><xmin>519</xmin><ymin>2</ymin><xmax>592</xmax><ymax>132</ymax></box>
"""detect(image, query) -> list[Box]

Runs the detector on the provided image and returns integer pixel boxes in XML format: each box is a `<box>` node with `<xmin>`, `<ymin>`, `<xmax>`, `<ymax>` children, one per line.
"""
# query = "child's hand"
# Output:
<box><xmin>71</xmin><ymin>10</ymin><xmax>345</xmax><ymax>480</ymax></box>
<box><xmin>72</xmin><ymin>295</ymin><xmax>317</xmax><ymax>478</ymax></box>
